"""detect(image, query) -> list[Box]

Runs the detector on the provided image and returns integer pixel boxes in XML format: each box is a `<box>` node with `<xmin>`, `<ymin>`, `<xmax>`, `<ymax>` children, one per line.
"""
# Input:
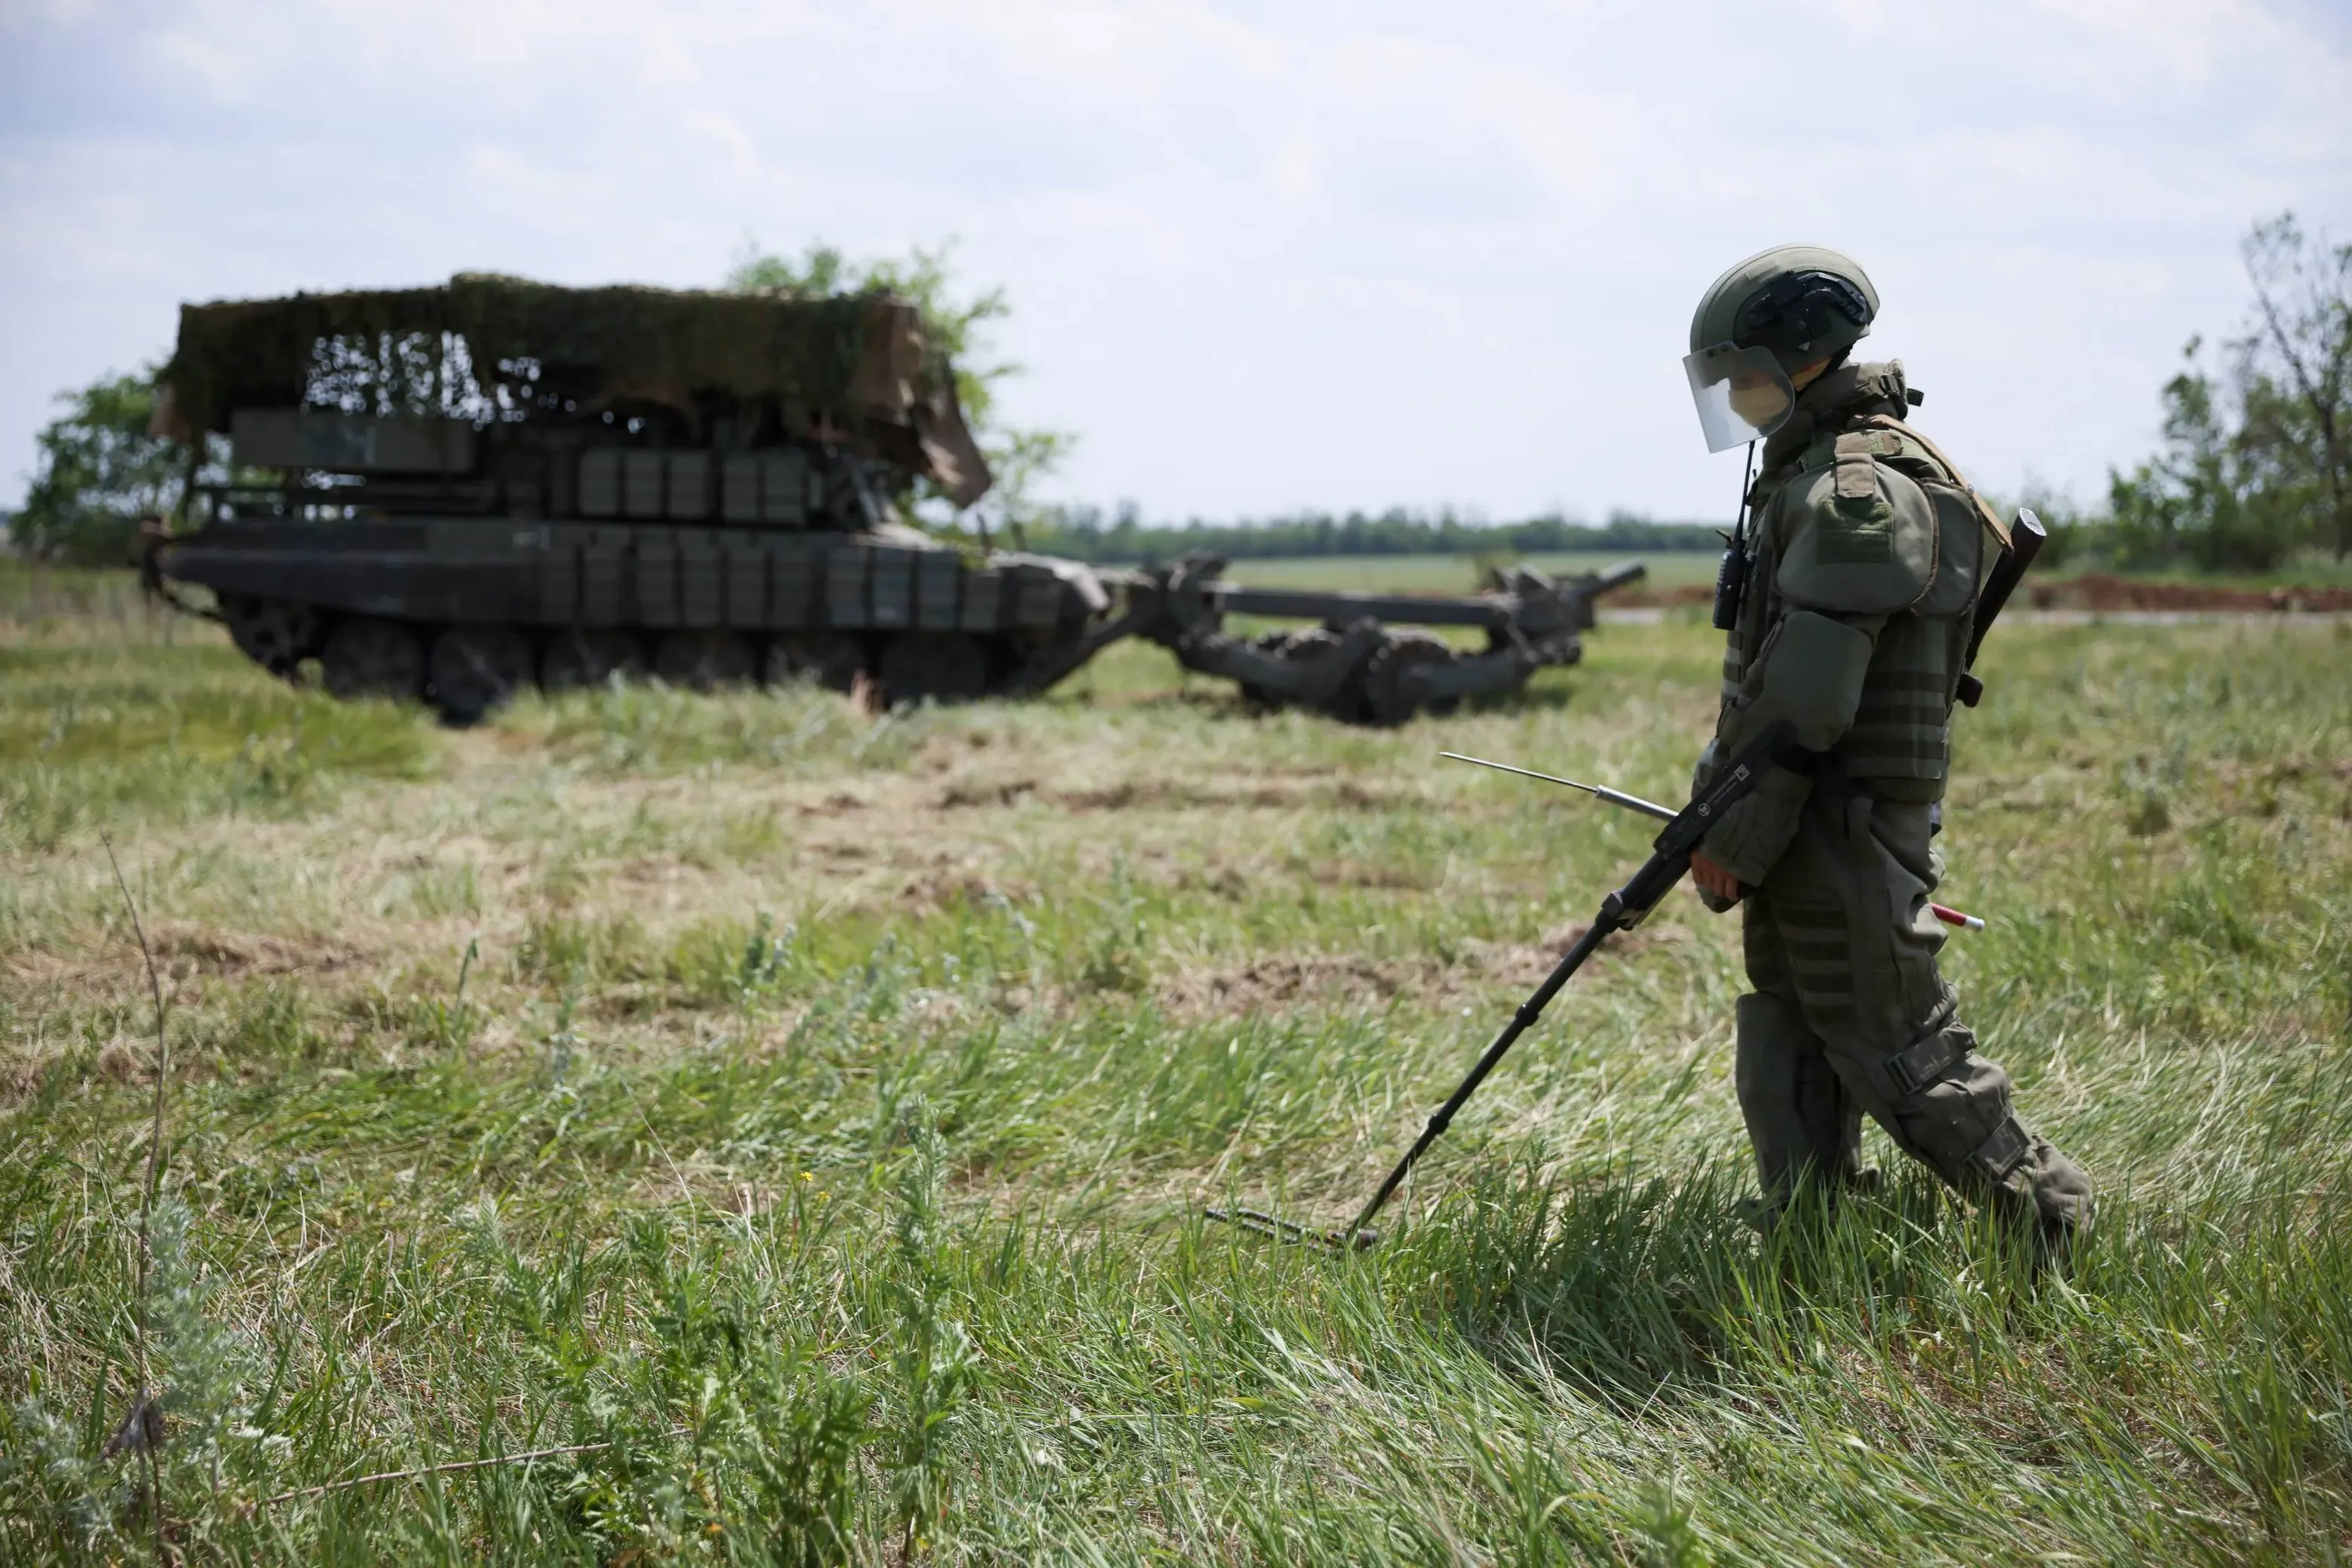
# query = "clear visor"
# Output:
<box><xmin>1683</xmin><ymin>342</ymin><xmax>1796</xmax><ymax>452</ymax></box>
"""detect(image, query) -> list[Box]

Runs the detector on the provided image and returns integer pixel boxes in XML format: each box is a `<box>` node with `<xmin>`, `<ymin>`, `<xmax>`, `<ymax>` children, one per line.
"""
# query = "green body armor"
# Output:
<box><xmin>1714</xmin><ymin>363</ymin><xmax>2001</xmax><ymax>806</ymax></box>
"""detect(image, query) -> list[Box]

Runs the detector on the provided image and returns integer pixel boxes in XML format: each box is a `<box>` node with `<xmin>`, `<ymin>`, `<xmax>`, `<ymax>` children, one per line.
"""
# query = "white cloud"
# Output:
<box><xmin>2</xmin><ymin>0</ymin><xmax>2347</xmax><ymax>518</ymax></box>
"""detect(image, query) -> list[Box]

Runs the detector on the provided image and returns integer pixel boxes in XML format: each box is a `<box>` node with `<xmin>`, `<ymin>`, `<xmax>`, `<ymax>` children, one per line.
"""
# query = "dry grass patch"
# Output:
<box><xmin>146</xmin><ymin>922</ymin><xmax>369</xmax><ymax>978</ymax></box>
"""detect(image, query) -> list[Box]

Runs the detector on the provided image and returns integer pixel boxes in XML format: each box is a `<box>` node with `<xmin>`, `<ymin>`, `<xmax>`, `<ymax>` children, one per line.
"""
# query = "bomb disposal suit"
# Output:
<box><xmin>1682</xmin><ymin>245</ymin><xmax>2091</xmax><ymax>1246</ymax></box>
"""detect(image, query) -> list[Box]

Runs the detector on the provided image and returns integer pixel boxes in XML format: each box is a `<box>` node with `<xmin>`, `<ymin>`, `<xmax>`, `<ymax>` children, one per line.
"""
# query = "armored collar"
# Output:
<box><xmin>1759</xmin><ymin>360</ymin><xmax>1912</xmax><ymax>476</ymax></box>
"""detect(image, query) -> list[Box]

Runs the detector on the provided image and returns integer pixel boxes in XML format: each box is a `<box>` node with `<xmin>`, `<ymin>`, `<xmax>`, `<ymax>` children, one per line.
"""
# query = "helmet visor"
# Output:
<box><xmin>1683</xmin><ymin>342</ymin><xmax>1795</xmax><ymax>452</ymax></box>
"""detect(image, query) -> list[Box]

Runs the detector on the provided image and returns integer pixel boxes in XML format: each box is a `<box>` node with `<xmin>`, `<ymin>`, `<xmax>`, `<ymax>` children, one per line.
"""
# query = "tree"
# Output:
<box><xmin>2107</xmin><ymin>338</ymin><xmax>2305</xmax><ymax>571</ymax></box>
<box><xmin>2234</xmin><ymin>213</ymin><xmax>2352</xmax><ymax>559</ymax></box>
<box><xmin>2107</xmin><ymin>213</ymin><xmax>2352</xmax><ymax>571</ymax></box>
<box><xmin>14</xmin><ymin>367</ymin><xmax>182</xmax><ymax>565</ymax></box>
<box><xmin>724</xmin><ymin>240</ymin><xmax>1071</xmax><ymax>531</ymax></box>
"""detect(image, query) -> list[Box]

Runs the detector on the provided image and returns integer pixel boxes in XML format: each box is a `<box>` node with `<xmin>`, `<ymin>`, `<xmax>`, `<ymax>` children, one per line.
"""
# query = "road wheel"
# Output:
<box><xmin>320</xmin><ymin>618</ymin><xmax>425</xmax><ymax>703</ymax></box>
<box><xmin>764</xmin><ymin>632</ymin><xmax>868</xmax><ymax>693</ymax></box>
<box><xmin>653</xmin><ymin>629</ymin><xmax>755</xmax><ymax>691</ymax></box>
<box><xmin>1242</xmin><ymin>626</ymin><xmax>1374</xmax><ymax>718</ymax></box>
<box><xmin>875</xmin><ymin>632</ymin><xmax>991</xmax><ymax>706</ymax></box>
<box><xmin>1362</xmin><ymin>632</ymin><xmax>1459</xmax><ymax>725</ymax></box>
<box><xmin>1236</xmin><ymin>628</ymin><xmax>1314</xmax><ymax>709</ymax></box>
<box><xmin>430</xmin><ymin>624</ymin><xmax>535</xmax><ymax>723</ymax></box>
<box><xmin>541</xmin><ymin>629</ymin><xmax>647</xmax><ymax>693</ymax></box>
<box><xmin>220</xmin><ymin>595</ymin><xmax>321</xmax><ymax>676</ymax></box>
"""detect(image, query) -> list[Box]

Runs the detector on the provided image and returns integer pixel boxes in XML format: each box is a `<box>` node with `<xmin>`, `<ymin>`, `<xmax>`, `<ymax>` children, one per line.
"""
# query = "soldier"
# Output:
<box><xmin>1678</xmin><ymin>245</ymin><xmax>2091</xmax><ymax>1254</ymax></box>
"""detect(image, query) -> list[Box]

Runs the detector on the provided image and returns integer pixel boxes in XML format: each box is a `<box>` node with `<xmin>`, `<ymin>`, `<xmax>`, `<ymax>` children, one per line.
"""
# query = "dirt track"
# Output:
<box><xmin>1610</xmin><ymin>571</ymin><xmax>2352</xmax><ymax>617</ymax></box>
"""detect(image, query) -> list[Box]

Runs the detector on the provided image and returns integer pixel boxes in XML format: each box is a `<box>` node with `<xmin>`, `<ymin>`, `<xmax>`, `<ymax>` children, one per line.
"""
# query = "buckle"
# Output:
<box><xmin>1885</xmin><ymin>1030</ymin><xmax>1965</xmax><ymax>1098</ymax></box>
<box><xmin>1967</xmin><ymin>1115</ymin><xmax>2031</xmax><ymax>1182</ymax></box>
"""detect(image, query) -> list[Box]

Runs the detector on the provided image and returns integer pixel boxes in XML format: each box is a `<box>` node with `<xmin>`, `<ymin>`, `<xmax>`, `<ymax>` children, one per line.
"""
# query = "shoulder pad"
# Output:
<box><xmin>1878</xmin><ymin>433</ymin><xmax>1954</xmax><ymax>487</ymax></box>
<box><xmin>1855</xmin><ymin>414</ymin><xmax>2012</xmax><ymax>548</ymax></box>
<box><xmin>1774</xmin><ymin>433</ymin><xmax>1938</xmax><ymax>613</ymax></box>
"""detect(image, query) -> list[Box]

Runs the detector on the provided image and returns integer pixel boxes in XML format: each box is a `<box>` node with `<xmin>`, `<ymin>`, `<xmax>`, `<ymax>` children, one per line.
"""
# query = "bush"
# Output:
<box><xmin>14</xmin><ymin>369</ymin><xmax>180</xmax><ymax>566</ymax></box>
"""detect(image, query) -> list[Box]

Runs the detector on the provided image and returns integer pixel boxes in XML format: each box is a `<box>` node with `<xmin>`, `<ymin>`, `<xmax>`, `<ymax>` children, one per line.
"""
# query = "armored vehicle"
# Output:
<box><xmin>150</xmin><ymin>275</ymin><xmax>1640</xmax><ymax>724</ymax></box>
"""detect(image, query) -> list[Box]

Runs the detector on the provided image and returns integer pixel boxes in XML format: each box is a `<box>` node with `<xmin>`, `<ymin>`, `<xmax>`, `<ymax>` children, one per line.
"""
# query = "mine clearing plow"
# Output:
<box><xmin>1100</xmin><ymin>553</ymin><xmax>1647</xmax><ymax>725</ymax></box>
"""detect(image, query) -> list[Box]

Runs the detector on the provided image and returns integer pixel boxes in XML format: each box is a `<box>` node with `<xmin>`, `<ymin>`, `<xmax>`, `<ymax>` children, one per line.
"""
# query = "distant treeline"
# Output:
<box><xmin>1022</xmin><ymin>507</ymin><xmax>1721</xmax><ymax>564</ymax></box>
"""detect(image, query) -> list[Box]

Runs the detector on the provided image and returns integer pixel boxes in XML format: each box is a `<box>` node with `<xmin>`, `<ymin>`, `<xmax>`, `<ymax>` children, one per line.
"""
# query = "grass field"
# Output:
<box><xmin>3</xmin><ymin>578</ymin><xmax>2349</xmax><ymax>1563</ymax></box>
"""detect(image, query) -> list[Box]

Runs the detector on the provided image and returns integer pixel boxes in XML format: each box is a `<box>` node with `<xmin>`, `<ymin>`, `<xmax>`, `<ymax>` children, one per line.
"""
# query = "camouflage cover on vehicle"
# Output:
<box><xmin>157</xmin><ymin>274</ymin><xmax>989</xmax><ymax>505</ymax></box>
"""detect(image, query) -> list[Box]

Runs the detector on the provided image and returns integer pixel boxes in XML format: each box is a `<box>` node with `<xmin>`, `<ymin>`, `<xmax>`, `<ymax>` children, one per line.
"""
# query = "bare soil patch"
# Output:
<box><xmin>149</xmin><ymin>922</ymin><xmax>368</xmax><ymax>978</ymax></box>
<box><xmin>935</xmin><ymin>778</ymin><xmax>1042</xmax><ymax>809</ymax></box>
<box><xmin>1610</xmin><ymin>583</ymin><xmax>1712</xmax><ymax>610</ymax></box>
<box><xmin>896</xmin><ymin>868</ymin><xmax>1037</xmax><ymax>912</ymax></box>
<box><xmin>1156</xmin><ymin>953</ymin><xmax>1447</xmax><ymax>1015</ymax></box>
<box><xmin>1610</xmin><ymin>574</ymin><xmax>2352</xmax><ymax>614</ymax></box>
<box><xmin>1052</xmin><ymin>778</ymin><xmax>1406</xmax><ymax>813</ymax></box>
<box><xmin>1151</xmin><ymin>914</ymin><xmax>1698</xmax><ymax>1021</ymax></box>
<box><xmin>2029</xmin><ymin>574</ymin><xmax>2352</xmax><ymax>613</ymax></box>
<box><xmin>5</xmin><ymin>922</ymin><xmax>370</xmax><ymax>1009</ymax></box>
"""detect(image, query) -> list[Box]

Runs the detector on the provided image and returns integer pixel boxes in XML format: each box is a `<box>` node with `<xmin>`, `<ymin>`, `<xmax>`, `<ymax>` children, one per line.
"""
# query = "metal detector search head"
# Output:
<box><xmin>1203</xmin><ymin>1206</ymin><xmax>1378</xmax><ymax>1251</ymax></box>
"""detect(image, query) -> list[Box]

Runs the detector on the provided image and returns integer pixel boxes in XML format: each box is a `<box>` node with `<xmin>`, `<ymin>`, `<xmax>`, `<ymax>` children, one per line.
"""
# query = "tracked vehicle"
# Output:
<box><xmin>151</xmin><ymin>275</ymin><xmax>1640</xmax><ymax>724</ymax></box>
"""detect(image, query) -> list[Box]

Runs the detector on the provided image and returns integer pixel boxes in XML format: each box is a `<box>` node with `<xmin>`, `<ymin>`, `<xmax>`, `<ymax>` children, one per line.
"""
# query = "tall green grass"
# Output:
<box><xmin>2</xmin><ymin>605</ymin><xmax>2347</xmax><ymax>1563</ymax></box>
<box><xmin>0</xmin><ymin>642</ymin><xmax>437</xmax><ymax>854</ymax></box>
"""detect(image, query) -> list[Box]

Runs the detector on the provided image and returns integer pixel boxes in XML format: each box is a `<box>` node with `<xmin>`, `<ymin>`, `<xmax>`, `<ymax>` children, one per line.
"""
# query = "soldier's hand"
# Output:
<box><xmin>1690</xmin><ymin>850</ymin><xmax>1745</xmax><ymax>907</ymax></box>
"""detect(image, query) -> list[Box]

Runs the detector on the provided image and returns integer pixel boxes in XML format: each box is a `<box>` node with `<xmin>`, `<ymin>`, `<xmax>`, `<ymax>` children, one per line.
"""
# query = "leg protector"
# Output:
<box><xmin>1735</xmin><ymin>990</ymin><xmax>1864</xmax><ymax>1212</ymax></box>
<box><xmin>1841</xmin><ymin>1015</ymin><xmax>2095</xmax><ymax>1251</ymax></box>
<box><xmin>1760</xmin><ymin>793</ymin><xmax>2094</xmax><ymax>1249</ymax></box>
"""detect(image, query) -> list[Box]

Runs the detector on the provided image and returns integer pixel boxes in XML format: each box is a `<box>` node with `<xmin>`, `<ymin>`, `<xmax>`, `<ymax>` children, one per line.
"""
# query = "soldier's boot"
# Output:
<box><xmin>1849</xmin><ymin>1012</ymin><xmax>2095</xmax><ymax>1268</ymax></box>
<box><xmin>1981</xmin><ymin>1136</ymin><xmax>2096</xmax><ymax>1271</ymax></box>
<box><xmin>1733</xmin><ymin>991</ymin><xmax>1871</xmax><ymax>1235</ymax></box>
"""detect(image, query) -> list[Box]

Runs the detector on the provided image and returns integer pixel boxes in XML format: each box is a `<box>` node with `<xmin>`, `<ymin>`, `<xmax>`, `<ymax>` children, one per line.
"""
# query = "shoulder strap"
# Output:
<box><xmin>1859</xmin><ymin>414</ymin><xmax>2012</xmax><ymax>549</ymax></box>
<box><xmin>1831</xmin><ymin>430</ymin><xmax>1882</xmax><ymax>500</ymax></box>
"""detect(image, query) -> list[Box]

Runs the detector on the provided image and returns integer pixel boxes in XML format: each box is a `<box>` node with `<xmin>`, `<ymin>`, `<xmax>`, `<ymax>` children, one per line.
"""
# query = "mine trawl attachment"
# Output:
<box><xmin>1121</xmin><ymin>553</ymin><xmax>1646</xmax><ymax>725</ymax></box>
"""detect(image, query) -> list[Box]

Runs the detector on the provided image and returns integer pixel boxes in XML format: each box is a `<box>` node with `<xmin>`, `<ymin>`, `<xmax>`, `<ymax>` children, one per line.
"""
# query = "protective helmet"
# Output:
<box><xmin>1683</xmin><ymin>245</ymin><xmax>1880</xmax><ymax>452</ymax></box>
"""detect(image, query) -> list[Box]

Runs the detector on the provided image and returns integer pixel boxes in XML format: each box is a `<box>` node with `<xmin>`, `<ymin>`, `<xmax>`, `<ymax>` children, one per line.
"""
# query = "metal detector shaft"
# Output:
<box><xmin>1438</xmin><ymin>752</ymin><xmax>1676</xmax><ymax>822</ymax></box>
<box><xmin>1343</xmin><ymin>719</ymin><xmax>1799</xmax><ymax>1245</ymax></box>
<box><xmin>1343</xmin><ymin>917</ymin><xmax>1615</xmax><ymax>1245</ymax></box>
<box><xmin>1442</xmin><ymin>751</ymin><xmax>1989</xmax><ymax>933</ymax></box>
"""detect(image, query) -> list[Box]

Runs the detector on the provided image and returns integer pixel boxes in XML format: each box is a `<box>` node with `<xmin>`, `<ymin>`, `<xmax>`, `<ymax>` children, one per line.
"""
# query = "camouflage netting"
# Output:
<box><xmin>159</xmin><ymin>273</ymin><xmax>990</xmax><ymax>504</ymax></box>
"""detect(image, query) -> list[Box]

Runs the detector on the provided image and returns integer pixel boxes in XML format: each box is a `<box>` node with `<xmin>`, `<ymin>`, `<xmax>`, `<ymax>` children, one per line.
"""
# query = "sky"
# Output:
<box><xmin>4</xmin><ymin>0</ymin><xmax>2349</xmax><ymax>526</ymax></box>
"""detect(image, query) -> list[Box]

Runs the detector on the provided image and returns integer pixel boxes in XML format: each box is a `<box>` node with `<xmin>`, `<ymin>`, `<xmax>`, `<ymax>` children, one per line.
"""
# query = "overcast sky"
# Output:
<box><xmin>5</xmin><ymin>0</ymin><xmax>2349</xmax><ymax>525</ymax></box>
